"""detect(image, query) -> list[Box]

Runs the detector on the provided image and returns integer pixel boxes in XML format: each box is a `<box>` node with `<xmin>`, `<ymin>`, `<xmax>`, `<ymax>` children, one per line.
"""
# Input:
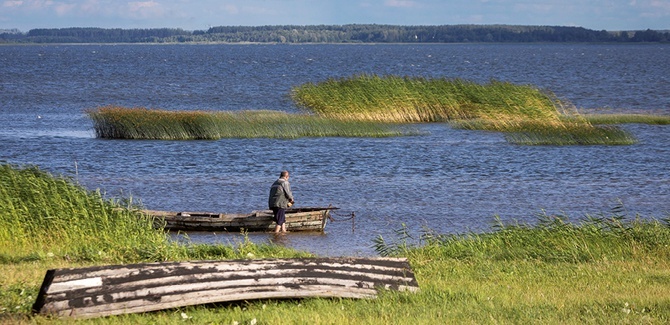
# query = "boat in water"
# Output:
<box><xmin>143</xmin><ymin>206</ymin><xmax>337</xmax><ymax>232</ymax></box>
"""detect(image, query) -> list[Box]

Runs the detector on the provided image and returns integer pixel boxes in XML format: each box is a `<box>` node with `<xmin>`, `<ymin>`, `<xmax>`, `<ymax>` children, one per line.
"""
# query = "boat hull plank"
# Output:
<box><xmin>33</xmin><ymin>257</ymin><xmax>419</xmax><ymax>319</ymax></box>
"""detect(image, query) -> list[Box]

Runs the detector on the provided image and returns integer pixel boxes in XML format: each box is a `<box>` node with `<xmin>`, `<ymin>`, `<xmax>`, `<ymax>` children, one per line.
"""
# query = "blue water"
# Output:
<box><xmin>1</xmin><ymin>44</ymin><xmax>669</xmax><ymax>256</ymax></box>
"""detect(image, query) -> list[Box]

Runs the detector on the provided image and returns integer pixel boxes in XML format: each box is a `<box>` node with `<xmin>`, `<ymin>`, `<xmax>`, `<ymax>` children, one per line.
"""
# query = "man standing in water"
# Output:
<box><xmin>268</xmin><ymin>170</ymin><xmax>294</xmax><ymax>233</ymax></box>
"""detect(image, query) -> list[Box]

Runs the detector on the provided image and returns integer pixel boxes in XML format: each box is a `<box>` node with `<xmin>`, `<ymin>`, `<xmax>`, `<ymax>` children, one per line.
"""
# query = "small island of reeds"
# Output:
<box><xmin>87</xmin><ymin>107</ymin><xmax>411</xmax><ymax>140</ymax></box>
<box><xmin>292</xmin><ymin>74</ymin><xmax>661</xmax><ymax>145</ymax></box>
<box><xmin>87</xmin><ymin>75</ymin><xmax>669</xmax><ymax>145</ymax></box>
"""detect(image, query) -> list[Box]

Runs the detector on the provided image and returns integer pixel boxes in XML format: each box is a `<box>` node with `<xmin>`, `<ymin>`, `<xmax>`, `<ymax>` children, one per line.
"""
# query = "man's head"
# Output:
<box><xmin>280</xmin><ymin>170</ymin><xmax>290</xmax><ymax>179</ymax></box>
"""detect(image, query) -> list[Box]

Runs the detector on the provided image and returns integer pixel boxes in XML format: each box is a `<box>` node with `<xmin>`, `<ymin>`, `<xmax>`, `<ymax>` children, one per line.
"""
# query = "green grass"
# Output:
<box><xmin>371</xmin><ymin>211</ymin><xmax>670</xmax><ymax>323</ymax></box>
<box><xmin>0</xmin><ymin>164</ymin><xmax>311</xmax><ymax>264</ymax></box>
<box><xmin>0</xmin><ymin>164</ymin><xmax>171</xmax><ymax>263</ymax></box>
<box><xmin>3</xmin><ymin>164</ymin><xmax>670</xmax><ymax>323</ymax></box>
<box><xmin>0</xmin><ymin>164</ymin><xmax>311</xmax><ymax>319</ymax></box>
<box><xmin>87</xmin><ymin>106</ymin><xmax>412</xmax><ymax>140</ymax></box>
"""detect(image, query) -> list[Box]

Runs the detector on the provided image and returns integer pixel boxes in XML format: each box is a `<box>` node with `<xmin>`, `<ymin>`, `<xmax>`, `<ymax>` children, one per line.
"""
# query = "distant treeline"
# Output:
<box><xmin>2</xmin><ymin>25</ymin><xmax>669</xmax><ymax>44</ymax></box>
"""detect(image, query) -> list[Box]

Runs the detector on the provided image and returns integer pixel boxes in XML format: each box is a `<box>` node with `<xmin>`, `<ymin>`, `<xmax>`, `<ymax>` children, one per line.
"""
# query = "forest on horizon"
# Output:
<box><xmin>1</xmin><ymin>24</ymin><xmax>668</xmax><ymax>44</ymax></box>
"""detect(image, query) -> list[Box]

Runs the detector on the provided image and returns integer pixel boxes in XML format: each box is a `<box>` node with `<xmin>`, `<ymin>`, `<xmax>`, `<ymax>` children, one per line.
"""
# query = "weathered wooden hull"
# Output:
<box><xmin>144</xmin><ymin>207</ymin><xmax>335</xmax><ymax>232</ymax></box>
<box><xmin>32</xmin><ymin>257</ymin><xmax>419</xmax><ymax>319</ymax></box>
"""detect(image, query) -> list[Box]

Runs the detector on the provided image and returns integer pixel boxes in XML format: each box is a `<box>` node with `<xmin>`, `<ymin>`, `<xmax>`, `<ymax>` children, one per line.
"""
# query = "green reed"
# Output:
<box><xmin>87</xmin><ymin>106</ymin><xmax>410</xmax><ymax>140</ymax></box>
<box><xmin>581</xmin><ymin>113</ymin><xmax>670</xmax><ymax>125</ymax></box>
<box><xmin>504</xmin><ymin>124</ymin><xmax>637</xmax><ymax>145</ymax></box>
<box><xmin>0</xmin><ymin>164</ymin><xmax>310</xmax><ymax>264</ymax></box>
<box><xmin>363</xmin><ymin>211</ymin><xmax>670</xmax><ymax>323</ymax></box>
<box><xmin>291</xmin><ymin>74</ymin><xmax>562</xmax><ymax>123</ymax></box>
<box><xmin>380</xmin><ymin>211</ymin><xmax>670</xmax><ymax>263</ymax></box>
<box><xmin>0</xmin><ymin>164</ymin><xmax>176</xmax><ymax>263</ymax></box>
<box><xmin>290</xmin><ymin>74</ymin><xmax>652</xmax><ymax>145</ymax></box>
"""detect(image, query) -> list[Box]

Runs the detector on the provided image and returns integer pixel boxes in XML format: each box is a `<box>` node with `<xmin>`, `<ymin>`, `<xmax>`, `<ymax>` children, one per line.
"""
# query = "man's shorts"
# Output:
<box><xmin>271</xmin><ymin>207</ymin><xmax>286</xmax><ymax>225</ymax></box>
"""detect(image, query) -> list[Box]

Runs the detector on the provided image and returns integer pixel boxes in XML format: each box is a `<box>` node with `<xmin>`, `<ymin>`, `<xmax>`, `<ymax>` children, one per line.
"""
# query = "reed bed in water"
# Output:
<box><xmin>451</xmin><ymin>118</ymin><xmax>637</xmax><ymax>145</ymax></box>
<box><xmin>580</xmin><ymin>113</ymin><xmax>670</xmax><ymax>125</ymax></box>
<box><xmin>504</xmin><ymin>124</ymin><xmax>637</xmax><ymax>145</ymax></box>
<box><xmin>291</xmin><ymin>74</ymin><xmax>563</xmax><ymax>123</ymax></box>
<box><xmin>292</xmin><ymin>74</ymin><xmax>640</xmax><ymax>145</ymax></box>
<box><xmin>87</xmin><ymin>106</ymin><xmax>409</xmax><ymax>140</ymax></box>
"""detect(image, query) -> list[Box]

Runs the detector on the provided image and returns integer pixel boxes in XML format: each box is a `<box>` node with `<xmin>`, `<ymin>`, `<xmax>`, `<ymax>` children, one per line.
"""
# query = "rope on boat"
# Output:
<box><xmin>328</xmin><ymin>210</ymin><xmax>356</xmax><ymax>233</ymax></box>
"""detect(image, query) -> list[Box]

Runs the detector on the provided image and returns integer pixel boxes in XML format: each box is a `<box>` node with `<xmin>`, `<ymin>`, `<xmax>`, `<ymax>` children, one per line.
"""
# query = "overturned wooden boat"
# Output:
<box><xmin>143</xmin><ymin>206</ymin><xmax>337</xmax><ymax>232</ymax></box>
<box><xmin>33</xmin><ymin>257</ymin><xmax>419</xmax><ymax>319</ymax></box>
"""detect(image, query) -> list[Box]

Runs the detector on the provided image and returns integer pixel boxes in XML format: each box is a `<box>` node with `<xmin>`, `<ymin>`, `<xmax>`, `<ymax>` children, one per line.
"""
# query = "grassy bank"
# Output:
<box><xmin>372</xmin><ymin>212</ymin><xmax>670</xmax><ymax>323</ymax></box>
<box><xmin>0</xmin><ymin>164</ymin><xmax>310</xmax><ymax>321</ymax></box>
<box><xmin>292</xmin><ymin>74</ymin><xmax>646</xmax><ymax>145</ymax></box>
<box><xmin>87</xmin><ymin>106</ymin><xmax>412</xmax><ymax>140</ymax></box>
<box><xmin>3</xmin><ymin>164</ymin><xmax>670</xmax><ymax>323</ymax></box>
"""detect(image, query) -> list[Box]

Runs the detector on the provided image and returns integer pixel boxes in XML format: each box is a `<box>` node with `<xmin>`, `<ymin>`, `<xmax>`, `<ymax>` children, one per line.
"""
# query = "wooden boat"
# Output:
<box><xmin>143</xmin><ymin>206</ymin><xmax>337</xmax><ymax>232</ymax></box>
<box><xmin>33</xmin><ymin>257</ymin><xmax>420</xmax><ymax>319</ymax></box>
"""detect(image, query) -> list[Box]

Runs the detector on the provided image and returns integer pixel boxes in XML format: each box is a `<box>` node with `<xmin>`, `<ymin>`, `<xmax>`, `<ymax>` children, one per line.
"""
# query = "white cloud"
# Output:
<box><xmin>385</xmin><ymin>0</ymin><xmax>418</xmax><ymax>8</ymax></box>
<box><xmin>23</xmin><ymin>0</ymin><xmax>53</xmax><ymax>10</ymax></box>
<box><xmin>126</xmin><ymin>1</ymin><xmax>164</xmax><ymax>18</ymax></box>
<box><xmin>3</xmin><ymin>0</ymin><xmax>24</xmax><ymax>8</ymax></box>
<box><xmin>649</xmin><ymin>0</ymin><xmax>670</xmax><ymax>12</ymax></box>
<box><xmin>54</xmin><ymin>2</ymin><xmax>75</xmax><ymax>15</ymax></box>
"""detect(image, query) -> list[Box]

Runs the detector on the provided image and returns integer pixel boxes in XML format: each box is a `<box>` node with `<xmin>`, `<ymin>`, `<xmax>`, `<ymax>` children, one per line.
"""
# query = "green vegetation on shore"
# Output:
<box><xmin>2</xmin><ymin>163</ymin><xmax>670</xmax><ymax>323</ymax></box>
<box><xmin>0</xmin><ymin>164</ymin><xmax>310</xmax><ymax>320</ymax></box>
<box><xmin>0</xmin><ymin>164</ymin><xmax>309</xmax><ymax>264</ymax></box>
<box><xmin>372</xmin><ymin>212</ymin><xmax>670</xmax><ymax>323</ymax></box>
<box><xmin>87</xmin><ymin>106</ymin><xmax>410</xmax><ymax>140</ymax></box>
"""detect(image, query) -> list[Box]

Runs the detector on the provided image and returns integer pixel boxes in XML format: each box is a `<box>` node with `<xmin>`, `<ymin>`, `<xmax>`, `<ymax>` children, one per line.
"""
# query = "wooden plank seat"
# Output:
<box><xmin>32</xmin><ymin>257</ymin><xmax>420</xmax><ymax>319</ymax></box>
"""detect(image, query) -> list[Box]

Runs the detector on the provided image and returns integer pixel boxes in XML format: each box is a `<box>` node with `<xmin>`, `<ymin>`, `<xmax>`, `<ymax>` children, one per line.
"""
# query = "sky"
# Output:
<box><xmin>1</xmin><ymin>0</ymin><xmax>669</xmax><ymax>32</ymax></box>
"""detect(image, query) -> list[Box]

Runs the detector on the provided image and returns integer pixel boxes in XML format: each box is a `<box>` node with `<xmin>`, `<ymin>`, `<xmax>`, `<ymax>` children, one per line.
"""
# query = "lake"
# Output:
<box><xmin>1</xmin><ymin>43</ymin><xmax>668</xmax><ymax>256</ymax></box>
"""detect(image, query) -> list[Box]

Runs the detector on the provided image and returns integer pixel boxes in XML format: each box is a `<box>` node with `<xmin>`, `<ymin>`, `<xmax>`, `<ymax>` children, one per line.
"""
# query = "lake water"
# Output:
<box><xmin>1</xmin><ymin>43</ymin><xmax>669</xmax><ymax>257</ymax></box>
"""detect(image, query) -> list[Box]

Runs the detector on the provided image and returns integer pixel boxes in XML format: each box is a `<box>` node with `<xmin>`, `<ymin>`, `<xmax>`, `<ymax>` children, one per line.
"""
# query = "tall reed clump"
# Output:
<box><xmin>503</xmin><ymin>123</ymin><xmax>637</xmax><ymax>145</ymax></box>
<box><xmin>369</xmin><ymin>210</ymin><xmax>670</xmax><ymax>323</ymax></box>
<box><xmin>291</xmin><ymin>74</ymin><xmax>562</xmax><ymax>123</ymax></box>
<box><xmin>292</xmin><ymin>74</ymin><xmax>639</xmax><ymax>145</ymax></box>
<box><xmin>0</xmin><ymin>164</ymin><xmax>178</xmax><ymax>263</ymax></box>
<box><xmin>580</xmin><ymin>113</ymin><xmax>670</xmax><ymax>125</ymax></box>
<box><xmin>87</xmin><ymin>106</ymin><xmax>410</xmax><ymax>140</ymax></box>
<box><xmin>0</xmin><ymin>164</ymin><xmax>315</xmax><ymax>317</ymax></box>
<box><xmin>374</xmin><ymin>207</ymin><xmax>670</xmax><ymax>263</ymax></box>
<box><xmin>0</xmin><ymin>164</ymin><xmax>312</xmax><ymax>264</ymax></box>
